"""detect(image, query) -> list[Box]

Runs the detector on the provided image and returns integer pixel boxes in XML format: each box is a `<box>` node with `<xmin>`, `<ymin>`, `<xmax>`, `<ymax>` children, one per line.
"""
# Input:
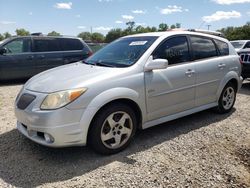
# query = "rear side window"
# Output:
<box><xmin>153</xmin><ymin>36</ymin><xmax>190</xmax><ymax>65</ymax></box>
<box><xmin>214</xmin><ymin>39</ymin><xmax>229</xmax><ymax>56</ymax></box>
<box><xmin>60</xmin><ymin>38</ymin><xmax>83</xmax><ymax>51</ymax></box>
<box><xmin>190</xmin><ymin>36</ymin><xmax>217</xmax><ymax>60</ymax></box>
<box><xmin>33</xmin><ymin>38</ymin><xmax>61</xmax><ymax>52</ymax></box>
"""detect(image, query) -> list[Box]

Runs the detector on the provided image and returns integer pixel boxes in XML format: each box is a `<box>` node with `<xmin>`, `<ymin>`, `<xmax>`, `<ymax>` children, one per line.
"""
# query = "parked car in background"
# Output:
<box><xmin>15</xmin><ymin>30</ymin><xmax>242</xmax><ymax>154</ymax></box>
<box><xmin>231</xmin><ymin>40</ymin><xmax>250</xmax><ymax>79</ymax></box>
<box><xmin>230</xmin><ymin>40</ymin><xmax>250</xmax><ymax>52</ymax></box>
<box><xmin>0</xmin><ymin>34</ymin><xmax>92</xmax><ymax>80</ymax></box>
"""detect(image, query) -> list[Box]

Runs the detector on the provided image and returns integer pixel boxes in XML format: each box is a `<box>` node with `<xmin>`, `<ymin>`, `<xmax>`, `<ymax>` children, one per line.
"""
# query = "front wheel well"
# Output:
<box><xmin>87</xmin><ymin>98</ymin><xmax>142</xmax><ymax>142</ymax></box>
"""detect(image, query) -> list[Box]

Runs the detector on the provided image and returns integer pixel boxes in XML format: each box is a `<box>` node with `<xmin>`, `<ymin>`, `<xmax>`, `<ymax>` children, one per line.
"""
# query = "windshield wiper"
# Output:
<box><xmin>94</xmin><ymin>61</ymin><xmax>115</xmax><ymax>67</ymax></box>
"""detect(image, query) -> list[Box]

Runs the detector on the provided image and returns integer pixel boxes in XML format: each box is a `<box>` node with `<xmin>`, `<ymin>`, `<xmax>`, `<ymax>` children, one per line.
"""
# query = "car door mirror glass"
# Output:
<box><xmin>145</xmin><ymin>56</ymin><xmax>168</xmax><ymax>71</ymax></box>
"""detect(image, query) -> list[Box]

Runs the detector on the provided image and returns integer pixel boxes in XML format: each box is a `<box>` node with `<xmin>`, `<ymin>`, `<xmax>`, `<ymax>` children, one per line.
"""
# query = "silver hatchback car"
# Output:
<box><xmin>15</xmin><ymin>30</ymin><xmax>242</xmax><ymax>154</ymax></box>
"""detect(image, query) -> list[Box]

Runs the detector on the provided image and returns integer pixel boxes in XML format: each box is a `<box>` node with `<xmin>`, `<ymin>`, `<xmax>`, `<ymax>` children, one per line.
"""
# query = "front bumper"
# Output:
<box><xmin>15</xmin><ymin>89</ymin><xmax>88</xmax><ymax>147</ymax></box>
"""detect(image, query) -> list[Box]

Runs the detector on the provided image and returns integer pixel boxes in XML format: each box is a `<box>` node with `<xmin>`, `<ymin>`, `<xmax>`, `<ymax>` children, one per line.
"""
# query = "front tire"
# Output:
<box><xmin>215</xmin><ymin>82</ymin><xmax>236</xmax><ymax>114</ymax></box>
<box><xmin>88</xmin><ymin>103</ymin><xmax>137</xmax><ymax>155</ymax></box>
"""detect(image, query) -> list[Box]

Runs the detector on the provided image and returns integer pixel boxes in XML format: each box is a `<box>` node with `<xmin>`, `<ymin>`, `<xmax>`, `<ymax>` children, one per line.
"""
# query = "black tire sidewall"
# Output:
<box><xmin>88</xmin><ymin>103</ymin><xmax>137</xmax><ymax>155</ymax></box>
<box><xmin>217</xmin><ymin>83</ymin><xmax>236</xmax><ymax>113</ymax></box>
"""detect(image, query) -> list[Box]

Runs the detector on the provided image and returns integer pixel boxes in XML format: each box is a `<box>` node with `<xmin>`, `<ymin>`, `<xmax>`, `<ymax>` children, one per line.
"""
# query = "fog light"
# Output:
<box><xmin>44</xmin><ymin>133</ymin><xmax>54</xmax><ymax>143</ymax></box>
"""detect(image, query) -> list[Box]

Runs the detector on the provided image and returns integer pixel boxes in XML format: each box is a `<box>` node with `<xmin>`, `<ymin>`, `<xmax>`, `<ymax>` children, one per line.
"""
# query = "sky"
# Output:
<box><xmin>0</xmin><ymin>0</ymin><xmax>250</xmax><ymax>36</ymax></box>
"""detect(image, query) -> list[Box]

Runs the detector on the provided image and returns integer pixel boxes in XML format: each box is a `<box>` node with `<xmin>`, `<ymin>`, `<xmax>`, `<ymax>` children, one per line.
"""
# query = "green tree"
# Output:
<box><xmin>0</xmin><ymin>34</ymin><xmax>4</xmax><ymax>41</ymax></box>
<box><xmin>170</xmin><ymin>24</ymin><xmax>176</xmax><ymax>29</ymax></box>
<box><xmin>48</xmin><ymin>31</ymin><xmax>60</xmax><ymax>36</ymax></box>
<box><xmin>158</xmin><ymin>23</ymin><xmax>168</xmax><ymax>31</ymax></box>
<box><xmin>15</xmin><ymin>28</ymin><xmax>30</xmax><ymax>36</ymax></box>
<box><xmin>91</xmin><ymin>32</ymin><xmax>105</xmax><ymax>43</ymax></box>
<box><xmin>77</xmin><ymin>32</ymin><xmax>92</xmax><ymax>41</ymax></box>
<box><xmin>105</xmin><ymin>28</ymin><xmax>123</xmax><ymax>43</ymax></box>
<box><xmin>3</xmin><ymin>32</ymin><xmax>11</xmax><ymax>39</ymax></box>
<box><xmin>176</xmin><ymin>23</ymin><xmax>181</xmax><ymax>28</ymax></box>
<box><xmin>218</xmin><ymin>22</ymin><xmax>250</xmax><ymax>40</ymax></box>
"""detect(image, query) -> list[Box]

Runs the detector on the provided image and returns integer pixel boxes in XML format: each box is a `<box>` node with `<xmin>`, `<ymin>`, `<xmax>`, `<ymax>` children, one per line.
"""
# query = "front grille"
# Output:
<box><xmin>240</xmin><ymin>53</ymin><xmax>250</xmax><ymax>63</ymax></box>
<box><xmin>17</xmin><ymin>93</ymin><xmax>36</xmax><ymax>110</ymax></box>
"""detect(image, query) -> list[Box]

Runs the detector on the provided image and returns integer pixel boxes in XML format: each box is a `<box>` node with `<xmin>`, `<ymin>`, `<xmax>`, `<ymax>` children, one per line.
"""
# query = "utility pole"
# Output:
<box><xmin>207</xmin><ymin>24</ymin><xmax>211</xmax><ymax>30</ymax></box>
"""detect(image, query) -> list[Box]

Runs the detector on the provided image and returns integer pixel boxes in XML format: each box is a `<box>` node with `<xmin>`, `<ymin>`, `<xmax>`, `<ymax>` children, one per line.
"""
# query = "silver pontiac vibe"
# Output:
<box><xmin>15</xmin><ymin>31</ymin><xmax>242</xmax><ymax>154</ymax></box>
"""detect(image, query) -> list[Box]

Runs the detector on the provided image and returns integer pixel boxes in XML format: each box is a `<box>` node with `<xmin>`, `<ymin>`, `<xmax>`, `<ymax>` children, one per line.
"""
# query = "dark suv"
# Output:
<box><xmin>0</xmin><ymin>35</ymin><xmax>92</xmax><ymax>80</ymax></box>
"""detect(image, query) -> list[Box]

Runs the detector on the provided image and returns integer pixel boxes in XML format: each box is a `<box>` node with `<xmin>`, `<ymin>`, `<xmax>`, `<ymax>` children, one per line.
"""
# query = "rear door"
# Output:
<box><xmin>189</xmin><ymin>35</ymin><xmax>228</xmax><ymax>107</ymax></box>
<box><xmin>32</xmin><ymin>37</ymin><xmax>63</xmax><ymax>74</ymax></box>
<box><xmin>59</xmin><ymin>38</ymin><xmax>89</xmax><ymax>64</ymax></box>
<box><xmin>0</xmin><ymin>37</ymin><xmax>34</xmax><ymax>80</ymax></box>
<box><xmin>145</xmin><ymin>35</ymin><xmax>196</xmax><ymax>121</ymax></box>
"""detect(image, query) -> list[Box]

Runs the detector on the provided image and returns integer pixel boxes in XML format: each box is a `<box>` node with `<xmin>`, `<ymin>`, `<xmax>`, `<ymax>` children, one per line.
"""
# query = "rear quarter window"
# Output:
<box><xmin>214</xmin><ymin>39</ymin><xmax>229</xmax><ymax>56</ymax></box>
<box><xmin>60</xmin><ymin>38</ymin><xmax>84</xmax><ymax>51</ymax></box>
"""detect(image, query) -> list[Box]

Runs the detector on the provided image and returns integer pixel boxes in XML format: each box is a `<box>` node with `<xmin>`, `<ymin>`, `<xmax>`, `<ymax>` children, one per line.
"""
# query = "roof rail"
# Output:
<box><xmin>187</xmin><ymin>29</ymin><xmax>225</xmax><ymax>37</ymax></box>
<box><xmin>30</xmin><ymin>32</ymin><xmax>44</xmax><ymax>36</ymax></box>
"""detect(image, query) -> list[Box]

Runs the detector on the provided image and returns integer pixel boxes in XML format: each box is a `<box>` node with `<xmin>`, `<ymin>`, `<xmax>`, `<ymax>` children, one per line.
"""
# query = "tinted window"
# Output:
<box><xmin>153</xmin><ymin>36</ymin><xmax>190</xmax><ymax>65</ymax></box>
<box><xmin>3</xmin><ymin>38</ymin><xmax>31</xmax><ymax>54</ymax></box>
<box><xmin>60</xmin><ymin>38</ymin><xmax>83</xmax><ymax>51</ymax></box>
<box><xmin>214</xmin><ymin>39</ymin><xmax>229</xmax><ymax>56</ymax></box>
<box><xmin>190</xmin><ymin>36</ymin><xmax>217</xmax><ymax>60</ymax></box>
<box><xmin>33</xmin><ymin>38</ymin><xmax>61</xmax><ymax>52</ymax></box>
<box><xmin>244</xmin><ymin>42</ymin><xmax>250</xmax><ymax>48</ymax></box>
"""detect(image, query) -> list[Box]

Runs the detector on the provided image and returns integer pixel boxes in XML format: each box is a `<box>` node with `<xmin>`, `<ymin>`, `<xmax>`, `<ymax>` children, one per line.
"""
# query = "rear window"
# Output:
<box><xmin>190</xmin><ymin>36</ymin><xmax>217</xmax><ymax>60</ymax></box>
<box><xmin>33</xmin><ymin>38</ymin><xmax>61</xmax><ymax>52</ymax></box>
<box><xmin>60</xmin><ymin>38</ymin><xmax>83</xmax><ymax>51</ymax></box>
<box><xmin>214</xmin><ymin>39</ymin><xmax>229</xmax><ymax>56</ymax></box>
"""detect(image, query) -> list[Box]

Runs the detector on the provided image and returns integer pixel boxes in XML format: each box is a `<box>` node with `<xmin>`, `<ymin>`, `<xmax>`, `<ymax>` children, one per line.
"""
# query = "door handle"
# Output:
<box><xmin>38</xmin><ymin>55</ymin><xmax>45</xmax><ymax>59</ymax></box>
<box><xmin>218</xmin><ymin>63</ymin><xmax>226</xmax><ymax>69</ymax></box>
<box><xmin>27</xmin><ymin>55</ymin><xmax>34</xmax><ymax>60</ymax></box>
<box><xmin>185</xmin><ymin>69</ymin><xmax>195</xmax><ymax>77</ymax></box>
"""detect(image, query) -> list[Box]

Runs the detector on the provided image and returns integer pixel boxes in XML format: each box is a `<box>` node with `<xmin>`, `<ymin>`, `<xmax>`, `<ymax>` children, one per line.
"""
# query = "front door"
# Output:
<box><xmin>0</xmin><ymin>37</ymin><xmax>33</xmax><ymax>80</ymax></box>
<box><xmin>145</xmin><ymin>36</ymin><xmax>196</xmax><ymax>121</ymax></box>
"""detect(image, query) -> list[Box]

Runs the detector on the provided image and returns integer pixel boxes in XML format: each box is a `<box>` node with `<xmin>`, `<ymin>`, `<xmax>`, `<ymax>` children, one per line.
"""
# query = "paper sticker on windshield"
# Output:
<box><xmin>129</xmin><ymin>41</ymin><xmax>148</xmax><ymax>46</ymax></box>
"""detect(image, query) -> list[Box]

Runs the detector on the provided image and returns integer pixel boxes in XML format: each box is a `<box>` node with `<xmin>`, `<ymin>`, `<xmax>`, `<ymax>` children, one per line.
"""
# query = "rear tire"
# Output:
<box><xmin>214</xmin><ymin>82</ymin><xmax>236</xmax><ymax>114</ymax></box>
<box><xmin>88</xmin><ymin>103</ymin><xmax>137</xmax><ymax>155</ymax></box>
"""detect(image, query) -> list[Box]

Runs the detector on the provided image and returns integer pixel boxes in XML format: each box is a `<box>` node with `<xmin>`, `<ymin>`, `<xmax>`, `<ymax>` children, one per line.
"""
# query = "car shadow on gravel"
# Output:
<box><xmin>0</xmin><ymin>79</ymin><xmax>27</xmax><ymax>86</ymax></box>
<box><xmin>0</xmin><ymin>108</ymin><xmax>235</xmax><ymax>187</ymax></box>
<box><xmin>239</xmin><ymin>81</ymin><xmax>250</xmax><ymax>95</ymax></box>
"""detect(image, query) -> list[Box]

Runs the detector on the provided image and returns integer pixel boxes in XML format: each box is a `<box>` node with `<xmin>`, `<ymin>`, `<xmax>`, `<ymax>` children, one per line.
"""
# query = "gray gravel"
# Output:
<box><xmin>0</xmin><ymin>81</ymin><xmax>249</xmax><ymax>188</ymax></box>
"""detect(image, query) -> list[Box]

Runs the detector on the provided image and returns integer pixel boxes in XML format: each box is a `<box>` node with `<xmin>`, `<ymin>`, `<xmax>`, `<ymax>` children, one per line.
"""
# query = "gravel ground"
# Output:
<box><xmin>0</xmin><ymin>81</ymin><xmax>249</xmax><ymax>188</ymax></box>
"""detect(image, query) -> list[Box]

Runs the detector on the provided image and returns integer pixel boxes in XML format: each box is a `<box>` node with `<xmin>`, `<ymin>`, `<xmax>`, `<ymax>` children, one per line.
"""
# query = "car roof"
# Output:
<box><xmin>230</xmin><ymin>40</ymin><xmax>249</xmax><ymax>43</ymax></box>
<box><xmin>124</xmin><ymin>30</ymin><xmax>229</xmax><ymax>42</ymax></box>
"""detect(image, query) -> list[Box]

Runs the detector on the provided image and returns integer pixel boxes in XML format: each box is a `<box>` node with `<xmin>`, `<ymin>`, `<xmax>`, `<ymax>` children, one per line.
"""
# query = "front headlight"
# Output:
<box><xmin>40</xmin><ymin>88</ymin><xmax>87</xmax><ymax>110</ymax></box>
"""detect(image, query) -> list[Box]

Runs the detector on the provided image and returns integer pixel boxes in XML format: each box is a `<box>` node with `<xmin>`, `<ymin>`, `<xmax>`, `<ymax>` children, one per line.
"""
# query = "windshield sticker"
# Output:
<box><xmin>129</xmin><ymin>41</ymin><xmax>148</xmax><ymax>46</ymax></box>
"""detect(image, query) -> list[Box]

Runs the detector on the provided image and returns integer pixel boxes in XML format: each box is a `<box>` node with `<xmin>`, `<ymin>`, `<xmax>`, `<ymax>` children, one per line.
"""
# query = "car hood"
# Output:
<box><xmin>24</xmin><ymin>62</ymin><xmax>123</xmax><ymax>93</ymax></box>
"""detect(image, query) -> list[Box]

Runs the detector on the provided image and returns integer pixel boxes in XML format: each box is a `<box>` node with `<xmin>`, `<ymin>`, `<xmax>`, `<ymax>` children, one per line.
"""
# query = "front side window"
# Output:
<box><xmin>33</xmin><ymin>38</ymin><xmax>61</xmax><ymax>52</ymax></box>
<box><xmin>190</xmin><ymin>36</ymin><xmax>217</xmax><ymax>60</ymax></box>
<box><xmin>214</xmin><ymin>39</ymin><xmax>229</xmax><ymax>56</ymax></box>
<box><xmin>3</xmin><ymin>38</ymin><xmax>31</xmax><ymax>54</ymax></box>
<box><xmin>85</xmin><ymin>36</ymin><xmax>158</xmax><ymax>67</ymax></box>
<box><xmin>153</xmin><ymin>36</ymin><xmax>190</xmax><ymax>65</ymax></box>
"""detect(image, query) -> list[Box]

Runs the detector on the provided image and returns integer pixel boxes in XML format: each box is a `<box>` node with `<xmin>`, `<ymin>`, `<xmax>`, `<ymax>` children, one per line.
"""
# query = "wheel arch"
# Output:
<box><xmin>79</xmin><ymin>87</ymin><xmax>143</xmax><ymax>145</ymax></box>
<box><xmin>216</xmin><ymin>71</ymin><xmax>242</xmax><ymax>101</ymax></box>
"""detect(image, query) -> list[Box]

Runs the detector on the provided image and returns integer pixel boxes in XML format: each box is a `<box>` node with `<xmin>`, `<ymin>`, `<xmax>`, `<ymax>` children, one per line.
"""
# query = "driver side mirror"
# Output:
<box><xmin>144</xmin><ymin>56</ymin><xmax>168</xmax><ymax>71</ymax></box>
<box><xmin>0</xmin><ymin>48</ymin><xmax>7</xmax><ymax>55</ymax></box>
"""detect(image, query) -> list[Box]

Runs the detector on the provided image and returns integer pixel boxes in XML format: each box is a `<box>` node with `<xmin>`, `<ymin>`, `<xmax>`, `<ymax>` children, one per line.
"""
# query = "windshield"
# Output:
<box><xmin>84</xmin><ymin>36</ymin><xmax>158</xmax><ymax>67</ymax></box>
<box><xmin>231</xmin><ymin>41</ymin><xmax>245</xmax><ymax>49</ymax></box>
